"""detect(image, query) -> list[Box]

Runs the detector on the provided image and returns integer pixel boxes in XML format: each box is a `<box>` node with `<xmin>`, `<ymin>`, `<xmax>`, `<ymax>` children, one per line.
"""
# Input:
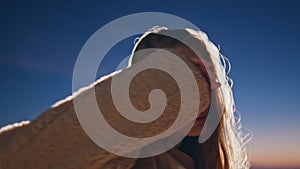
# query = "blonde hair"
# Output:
<box><xmin>129</xmin><ymin>26</ymin><xmax>251</xmax><ymax>169</ymax></box>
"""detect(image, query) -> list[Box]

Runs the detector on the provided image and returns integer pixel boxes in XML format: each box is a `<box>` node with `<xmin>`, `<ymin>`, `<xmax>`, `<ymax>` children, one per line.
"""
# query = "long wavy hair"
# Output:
<box><xmin>128</xmin><ymin>27</ymin><xmax>251</xmax><ymax>169</ymax></box>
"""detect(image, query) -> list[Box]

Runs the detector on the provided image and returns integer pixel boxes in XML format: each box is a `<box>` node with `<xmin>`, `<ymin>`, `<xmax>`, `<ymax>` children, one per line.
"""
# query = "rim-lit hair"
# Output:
<box><xmin>128</xmin><ymin>26</ymin><xmax>251</xmax><ymax>169</ymax></box>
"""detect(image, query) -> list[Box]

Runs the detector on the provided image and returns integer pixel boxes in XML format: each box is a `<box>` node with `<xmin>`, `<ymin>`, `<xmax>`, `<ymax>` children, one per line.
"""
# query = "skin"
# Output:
<box><xmin>168</xmin><ymin>46</ymin><xmax>218</xmax><ymax>168</ymax></box>
<box><xmin>166</xmin><ymin>46</ymin><xmax>220</xmax><ymax>137</ymax></box>
<box><xmin>188</xmin><ymin>52</ymin><xmax>211</xmax><ymax>137</ymax></box>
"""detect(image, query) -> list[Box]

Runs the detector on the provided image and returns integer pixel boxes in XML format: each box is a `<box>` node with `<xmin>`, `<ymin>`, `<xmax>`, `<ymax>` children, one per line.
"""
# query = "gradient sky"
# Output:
<box><xmin>1</xmin><ymin>0</ymin><xmax>300</xmax><ymax>167</ymax></box>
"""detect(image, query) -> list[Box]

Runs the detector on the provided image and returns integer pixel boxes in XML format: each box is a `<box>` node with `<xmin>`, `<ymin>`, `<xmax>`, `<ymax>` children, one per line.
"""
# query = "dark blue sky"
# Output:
<box><xmin>1</xmin><ymin>0</ymin><xmax>300</xmax><ymax>166</ymax></box>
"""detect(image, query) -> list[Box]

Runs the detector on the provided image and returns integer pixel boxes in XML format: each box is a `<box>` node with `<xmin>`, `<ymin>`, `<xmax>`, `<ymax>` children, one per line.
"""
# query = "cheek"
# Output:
<box><xmin>177</xmin><ymin>53</ymin><xmax>211</xmax><ymax>112</ymax></box>
<box><xmin>197</xmin><ymin>76</ymin><xmax>211</xmax><ymax>113</ymax></box>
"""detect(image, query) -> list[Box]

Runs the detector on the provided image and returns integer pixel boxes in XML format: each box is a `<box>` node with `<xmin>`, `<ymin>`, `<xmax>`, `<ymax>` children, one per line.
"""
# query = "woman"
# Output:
<box><xmin>0</xmin><ymin>27</ymin><xmax>250</xmax><ymax>169</ymax></box>
<box><xmin>127</xmin><ymin>27</ymin><xmax>251</xmax><ymax>169</ymax></box>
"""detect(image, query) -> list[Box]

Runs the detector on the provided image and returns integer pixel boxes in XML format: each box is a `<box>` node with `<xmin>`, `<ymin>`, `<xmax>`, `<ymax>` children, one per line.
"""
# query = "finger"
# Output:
<box><xmin>206</xmin><ymin>70</ymin><xmax>221</xmax><ymax>90</ymax></box>
<box><xmin>210</xmin><ymin>80</ymin><xmax>221</xmax><ymax>90</ymax></box>
<box><xmin>206</xmin><ymin>69</ymin><xmax>217</xmax><ymax>80</ymax></box>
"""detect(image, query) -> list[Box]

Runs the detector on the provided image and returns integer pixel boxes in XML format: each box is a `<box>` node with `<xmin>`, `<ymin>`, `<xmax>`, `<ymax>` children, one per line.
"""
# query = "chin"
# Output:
<box><xmin>187</xmin><ymin>132</ymin><xmax>200</xmax><ymax>137</ymax></box>
<box><xmin>187</xmin><ymin>126</ymin><xmax>203</xmax><ymax>137</ymax></box>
